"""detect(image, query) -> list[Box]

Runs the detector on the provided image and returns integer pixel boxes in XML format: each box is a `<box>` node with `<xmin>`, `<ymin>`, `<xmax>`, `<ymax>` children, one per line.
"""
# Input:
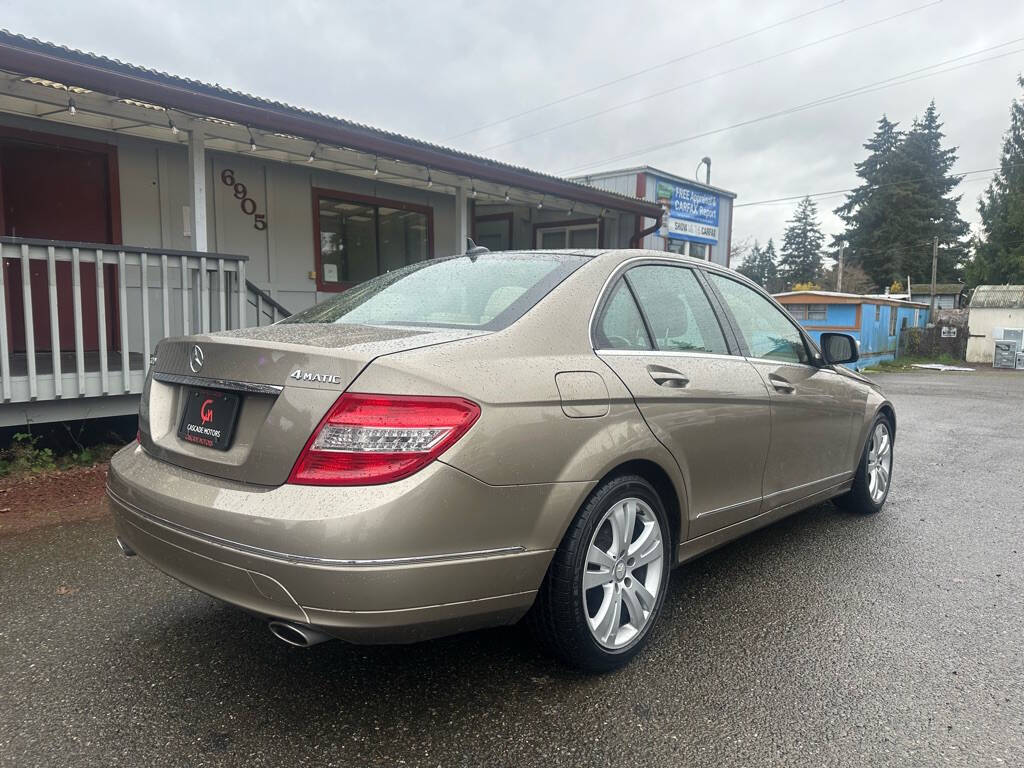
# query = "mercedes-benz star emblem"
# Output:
<box><xmin>189</xmin><ymin>344</ymin><xmax>204</xmax><ymax>373</ymax></box>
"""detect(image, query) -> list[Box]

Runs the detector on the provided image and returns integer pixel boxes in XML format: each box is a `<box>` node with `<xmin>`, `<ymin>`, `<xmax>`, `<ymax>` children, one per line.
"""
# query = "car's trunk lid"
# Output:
<box><xmin>142</xmin><ymin>323</ymin><xmax>482</xmax><ymax>486</ymax></box>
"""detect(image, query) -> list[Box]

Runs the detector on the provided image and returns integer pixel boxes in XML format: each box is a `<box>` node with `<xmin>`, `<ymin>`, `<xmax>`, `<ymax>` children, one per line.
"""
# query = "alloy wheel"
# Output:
<box><xmin>867</xmin><ymin>422</ymin><xmax>892</xmax><ymax>504</ymax></box>
<box><xmin>582</xmin><ymin>497</ymin><xmax>665</xmax><ymax>650</ymax></box>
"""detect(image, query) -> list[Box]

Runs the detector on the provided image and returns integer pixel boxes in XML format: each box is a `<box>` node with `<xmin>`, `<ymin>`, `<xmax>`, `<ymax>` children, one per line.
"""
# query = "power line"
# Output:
<box><xmin>735</xmin><ymin>163</ymin><xmax>1024</xmax><ymax>208</ymax></box>
<box><xmin>557</xmin><ymin>38</ymin><xmax>1024</xmax><ymax>176</ymax></box>
<box><xmin>481</xmin><ymin>0</ymin><xmax>941</xmax><ymax>153</ymax></box>
<box><xmin>445</xmin><ymin>0</ymin><xmax>848</xmax><ymax>142</ymax></box>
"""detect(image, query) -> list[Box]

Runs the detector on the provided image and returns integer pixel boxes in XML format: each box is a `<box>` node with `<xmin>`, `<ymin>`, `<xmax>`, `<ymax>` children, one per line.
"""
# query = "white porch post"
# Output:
<box><xmin>187</xmin><ymin>127</ymin><xmax>209</xmax><ymax>252</ymax></box>
<box><xmin>453</xmin><ymin>185</ymin><xmax>468</xmax><ymax>254</ymax></box>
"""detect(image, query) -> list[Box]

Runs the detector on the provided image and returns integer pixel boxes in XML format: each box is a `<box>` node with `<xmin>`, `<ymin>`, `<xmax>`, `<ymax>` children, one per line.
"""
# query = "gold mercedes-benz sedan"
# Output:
<box><xmin>108</xmin><ymin>249</ymin><xmax>895</xmax><ymax>671</ymax></box>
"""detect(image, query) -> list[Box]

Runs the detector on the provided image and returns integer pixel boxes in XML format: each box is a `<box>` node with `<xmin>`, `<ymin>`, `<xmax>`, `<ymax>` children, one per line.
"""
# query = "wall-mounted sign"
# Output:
<box><xmin>655</xmin><ymin>179</ymin><xmax>719</xmax><ymax>244</ymax></box>
<box><xmin>220</xmin><ymin>169</ymin><xmax>267</xmax><ymax>231</ymax></box>
<box><xmin>941</xmin><ymin>326</ymin><xmax>958</xmax><ymax>338</ymax></box>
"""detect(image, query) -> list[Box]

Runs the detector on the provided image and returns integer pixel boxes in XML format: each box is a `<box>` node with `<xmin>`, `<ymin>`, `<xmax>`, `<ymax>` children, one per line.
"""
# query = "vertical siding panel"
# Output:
<box><xmin>141</xmin><ymin>253</ymin><xmax>151</xmax><ymax>376</ymax></box>
<box><xmin>46</xmin><ymin>246</ymin><xmax>62</xmax><ymax>397</ymax></box>
<box><xmin>236</xmin><ymin>260</ymin><xmax>246</xmax><ymax>329</ymax></box>
<box><xmin>180</xmin><ymin>255</ymin><xmax>190</xmax><ymax>335</ymax></box>
<box><xmin>217</xmin><ymin>258</ymin><xmax>226</xmax><ymax>330</ymax></box>
<box><xmin>71</xmin><ymin>247</ymin><xmax>85</xmax><ymax>395</ymax></box>
<box><xmin>117</xmin><ymin>251</ymin><xmax>131</xmax><ymax>392</ymax></box>
<box><xmin>0</xmin><ymin>245</ymin><xmax>11</xmax><ymax>401</ymax></box>
<box><xmin>160</xmin><ymin>253</ymin><xmax>170</xmax><ymax>339</ymax></box>
<box><xmin>20</xmin><ymin>244</ymin><xmax>37</xmax><ymax>400</ymax></box>
<box><xmin>95</xmin><ymin>249</ymin><xmax>109</xmax><ymax>395</ymax></box>
<box><xmin>200</xmin><ymin>256</ymin><xmax>210</xmax><ymax>332</ymax></box>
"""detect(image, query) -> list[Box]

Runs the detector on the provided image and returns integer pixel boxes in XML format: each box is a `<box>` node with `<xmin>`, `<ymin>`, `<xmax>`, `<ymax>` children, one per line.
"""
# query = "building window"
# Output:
<box><xmin>314</xmin><ymin>189</ymin><xmax>432</xmax><ymax>291</ymax></box>
<box><xmin>665</xmin><ymin>240</ymin><xmax>709</xmax><ymax>260</ymax></box>
<box><xmin>874</xmin><ymin>304</ymin><xmax>881</xmax><ymax>322</ymax></box>
<box><xmin>535</xmin><ymin>220</ymin><xmax>600</xmax><ymax>249</ymax></box>
<box><xmin>785</xmin><ymin>304</ymin><xmax>827</xmax><ymax>322</ymax></box>
<box><xmin>786</xmin><ymin>303</ymin><xmax>807</xmax><ymax>320</ymax></box>
<box><xmin>473</xmin><ymin>213</ymin><xmax>513</xmax><ymax>251</ymax></box>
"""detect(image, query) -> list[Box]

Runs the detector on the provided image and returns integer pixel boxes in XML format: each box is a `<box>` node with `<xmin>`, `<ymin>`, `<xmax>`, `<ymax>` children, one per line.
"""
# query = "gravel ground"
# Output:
<box><xmin>1</xmin><ymin>370</ymin><xmax>1022</xmax><ymax>767</ymax></box>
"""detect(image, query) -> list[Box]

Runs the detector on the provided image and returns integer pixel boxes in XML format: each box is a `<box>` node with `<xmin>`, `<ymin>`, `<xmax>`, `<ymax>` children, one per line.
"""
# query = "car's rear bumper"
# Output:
<box><xmin>107</xmin><ymin>444</ymin><xmax>591</xmax><ymax>643</ymax></box>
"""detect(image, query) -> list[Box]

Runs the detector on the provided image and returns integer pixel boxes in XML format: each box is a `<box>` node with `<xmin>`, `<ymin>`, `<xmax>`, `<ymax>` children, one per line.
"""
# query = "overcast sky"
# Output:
<box><xmin>2</xmin><ymin>0</ymin><xmax>1023</xmax><ymax>260</ymax></box>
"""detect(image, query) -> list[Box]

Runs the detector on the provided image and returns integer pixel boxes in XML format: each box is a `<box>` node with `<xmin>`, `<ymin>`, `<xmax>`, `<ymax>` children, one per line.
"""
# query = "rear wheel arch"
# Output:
<box><xmin>593</xmin><ymin>459</ymin><xmax>682</xmax><ymax>564</ymax></box>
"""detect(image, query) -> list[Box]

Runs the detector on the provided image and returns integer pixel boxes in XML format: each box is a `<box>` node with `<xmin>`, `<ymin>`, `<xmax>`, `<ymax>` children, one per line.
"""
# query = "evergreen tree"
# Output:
<box><xmin>836</xmin><ymin>115</ymin><xmax>915</xmax><ymax>287</ymax></box>
<box><xmin>762</xmin><ymin>239</ymin><xmax>781</xmax><ymax>293</ymax></box>
<box><xmin>778</xmin><ymin>197</ymin><xmax>825</xmax><ymax>285</ymax></box>
<box><xmin>837</xmin><ymin>108</ymin><xmax>969</xmax><ymax>288</ymax></box>
<box><xmin>968</xmin><ymin>76</ymin><xmax>1024</xmax><ymax>285</ymax></box>
<box><xmin>899</xmin><ymin>102</ymin><xmax>969</xmax><ymax>280</ymax></box>
<box><xmin>736</xmin><ymin>239</ymin><xmax>778</xmax><ymax>290</ymax></box>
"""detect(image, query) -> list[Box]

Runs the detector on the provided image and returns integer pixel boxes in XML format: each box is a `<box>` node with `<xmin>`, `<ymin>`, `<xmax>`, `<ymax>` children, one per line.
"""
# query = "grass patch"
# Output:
<box><xmin>862</xmin><ymin>354</ymin><xmax>965</xmax><ymax>373</ymax></box>
<box><xmin>0</xmin><ymin>431</ymin><xmax>121</xmax><ymax>477</ymax></box>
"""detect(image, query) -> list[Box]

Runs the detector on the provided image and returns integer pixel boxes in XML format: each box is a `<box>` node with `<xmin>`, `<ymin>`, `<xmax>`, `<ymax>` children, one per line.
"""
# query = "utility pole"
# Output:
<box><xmin>930</xmin><ymin>236</ymin><xmax>938</xmax><ymax>317</ymax></box>
<box><xmin>837</xmin><ymin>245</ymin><xmax>845</xmax><ymax>292</ymax></box>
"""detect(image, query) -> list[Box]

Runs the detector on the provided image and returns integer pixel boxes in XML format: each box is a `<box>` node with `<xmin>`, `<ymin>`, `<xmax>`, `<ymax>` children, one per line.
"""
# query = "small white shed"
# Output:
<box><xmin>966</xmin><ymin>285</ymin><xmax>1024</xmax><ymax>364</ymax></box>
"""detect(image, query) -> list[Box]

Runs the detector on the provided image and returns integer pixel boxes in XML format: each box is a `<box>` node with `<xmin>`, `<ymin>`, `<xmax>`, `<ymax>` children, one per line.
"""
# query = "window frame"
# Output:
<box><xmin>472</xmin><ymin>211</ymin><xmax>514</xmax><ymax>251</ymax></box>
<box><xmin>787</xmin><ymin>303</ymin><xmax>808</xmax><ymax>320</ymax></box>
<box><xmin>590</xmin><ymin>257</ymin><xmax>739</xmax><ymax>356</ymax></box>
<box><xmin>312</xmin><ymin>187</ymin><xmax>434</xmax><ymax>292</ymax></box>
<box><xmin>593</xmin><ymin>277</ymin><xmax>654</xmax><ymax>351</ymax></box>
<box><xmin>806</xmin><ymin>303</ymin><xmax>828</xmax><ymax>322</ymax></box>
<box><xmin>534</xmin><ymin>218</ymin><xmax>602</xmax><ymax>250</ymax></box>
<box><xmin>702</xmin><ymin>270</ymin><xmax>822</xmax><ymax>368</ymax></box>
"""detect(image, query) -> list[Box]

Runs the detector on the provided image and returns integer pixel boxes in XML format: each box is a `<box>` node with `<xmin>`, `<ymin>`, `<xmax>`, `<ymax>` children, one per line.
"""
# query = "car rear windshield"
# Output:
<box><xmin>282</xmin><ymin>253</ymin><xmax>589</xmax><ymax>330</ymax></box>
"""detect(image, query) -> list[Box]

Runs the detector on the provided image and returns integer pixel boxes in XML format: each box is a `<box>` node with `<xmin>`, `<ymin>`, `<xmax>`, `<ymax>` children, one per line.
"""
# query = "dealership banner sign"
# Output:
<box><xmin>656</xmin><ymin>179</ymin><xmax>719</xmax><ymax>244</ymax></box>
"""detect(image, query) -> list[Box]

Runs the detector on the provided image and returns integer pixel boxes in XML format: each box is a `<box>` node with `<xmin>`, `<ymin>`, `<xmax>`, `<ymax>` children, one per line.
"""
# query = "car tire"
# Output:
<box><xmin>835</xmin><ymin>413</ymin><xmax>894</xmax><ymax>514</ymax></box>
<box><xmin>528</xmin><ymin>474</ymin><xmax>671</xmax><ymax>673</ymax></box>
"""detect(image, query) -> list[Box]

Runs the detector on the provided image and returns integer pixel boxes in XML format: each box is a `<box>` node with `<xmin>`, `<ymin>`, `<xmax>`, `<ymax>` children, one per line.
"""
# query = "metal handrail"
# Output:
<box><xmin>245</xmin><ymin>280</ymin><xmax>291</xmax><ymax>324</ymax></box>
<box><xmin>0</xmin><ymin>236</ymin><xmax>249</xmax><ymax>261</ymax></box>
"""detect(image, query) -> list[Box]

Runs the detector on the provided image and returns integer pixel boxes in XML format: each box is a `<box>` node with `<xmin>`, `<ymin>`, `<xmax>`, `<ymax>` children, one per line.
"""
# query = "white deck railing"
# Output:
<box><xmin>0</xmin><ymin>237</ymin><xmax>284</xmax><ymax>409</ymax></box>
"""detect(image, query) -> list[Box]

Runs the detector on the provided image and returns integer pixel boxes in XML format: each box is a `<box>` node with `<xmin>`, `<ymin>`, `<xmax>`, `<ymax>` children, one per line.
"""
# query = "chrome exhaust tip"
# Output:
<box><xmin>116</xmin><ymin>537</ymin><xmax>137</xmax><ymax>557</ymax></box>
<box><xmin>268</xmin><ymin>620</ymin><xmax>333</xmax><ymax>648</ymax></box>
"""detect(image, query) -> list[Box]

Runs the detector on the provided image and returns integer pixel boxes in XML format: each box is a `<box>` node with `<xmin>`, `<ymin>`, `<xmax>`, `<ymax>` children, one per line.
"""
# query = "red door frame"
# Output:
<box><xmin>311</xmin><ymin>186</ymin><xmax>434</xmax><ymax>292</ymax></box>
<box><xmin>0</xmin><ymin>126</ymin><xmax>122</xmax><ymax>354</ymax></box>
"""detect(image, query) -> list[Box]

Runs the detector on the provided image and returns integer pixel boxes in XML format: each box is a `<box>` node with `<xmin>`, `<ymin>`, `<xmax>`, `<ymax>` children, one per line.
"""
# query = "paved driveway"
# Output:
<box><xmin>2</xmin><ymin>371</ymin><xmax>1022</xmax><ymax>767</ymax></box>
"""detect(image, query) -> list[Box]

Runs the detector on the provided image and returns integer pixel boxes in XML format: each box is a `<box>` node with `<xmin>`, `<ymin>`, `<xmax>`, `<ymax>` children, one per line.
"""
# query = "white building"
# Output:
<box><xmin>0</xmin><ymin>31</ymin><xmax>664</xmax><ymax>426</ymax></box>
<box><xmin>572</xmin><ymin>166</ymin><xmax>736</xmax><ymax>267</ymax></box>
<box><xmin>966</xmin><ymin>285</ymin><xmax>1024</xmax><ymax>364</ymax></box>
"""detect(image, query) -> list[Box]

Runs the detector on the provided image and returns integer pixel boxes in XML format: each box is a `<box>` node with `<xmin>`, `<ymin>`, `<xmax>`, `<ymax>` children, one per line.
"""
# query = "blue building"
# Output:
<box><xmin>773</xmin><ymin>291</ymin><xmax>930</xmax><ymax>370</ymax></box>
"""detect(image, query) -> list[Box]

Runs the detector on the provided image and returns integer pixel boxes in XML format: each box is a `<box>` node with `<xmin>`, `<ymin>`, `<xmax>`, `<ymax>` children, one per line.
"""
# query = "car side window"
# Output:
<box><xmin>595</xmin><ymin>279</ymin><xmax>652</xmax><ymax>350</ymax></box>
<box><xmin>707</xmin><ymin>273</ymin><xmax>810</xmax><ymax>364</ymax></box>
<box><xmin>625</xmin><ymin>265</ymin><xmax>729</xmax><ymax>355</ymax></box>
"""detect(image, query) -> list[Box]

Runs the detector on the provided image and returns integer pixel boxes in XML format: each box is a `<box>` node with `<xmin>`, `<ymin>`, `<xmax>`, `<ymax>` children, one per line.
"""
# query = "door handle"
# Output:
<box><xmin>768</xmin><ymin>373</ymin><xmax>795</xmax><ymax>393</ymax></box>
<box><xmin>647</xmin><ymin>366</ymin><xmax>689</xmax><ymax>388</ymax></box>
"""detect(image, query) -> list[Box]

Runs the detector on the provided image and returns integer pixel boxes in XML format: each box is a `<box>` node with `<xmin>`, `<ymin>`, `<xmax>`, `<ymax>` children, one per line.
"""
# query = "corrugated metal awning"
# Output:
<box><xmin>0</xmin><ymin>29</ymin><xmax>662</xmax><ymax>219</ymax></box>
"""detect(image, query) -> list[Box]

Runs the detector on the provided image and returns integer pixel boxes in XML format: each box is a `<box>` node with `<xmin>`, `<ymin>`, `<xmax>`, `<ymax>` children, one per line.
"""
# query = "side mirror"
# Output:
<box><xmin>819</xmin><ymin>332</ymin><xmax>859</xmax><ymax>365</ymax></box>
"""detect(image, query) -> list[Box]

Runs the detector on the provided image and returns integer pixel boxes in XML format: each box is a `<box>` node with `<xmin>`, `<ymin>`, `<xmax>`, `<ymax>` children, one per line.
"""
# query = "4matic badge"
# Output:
<box><xmin>290</xmin><ymin>370</ymin><xmax>342</xmax><ymax>384</ymax></box>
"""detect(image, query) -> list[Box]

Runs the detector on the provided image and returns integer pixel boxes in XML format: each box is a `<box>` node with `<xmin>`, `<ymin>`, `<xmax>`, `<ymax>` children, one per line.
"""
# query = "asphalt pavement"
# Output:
<box><xmin>2</xmin><ymin>370</ymin><xmax>1022</xmax><ymax>767</ymax></box>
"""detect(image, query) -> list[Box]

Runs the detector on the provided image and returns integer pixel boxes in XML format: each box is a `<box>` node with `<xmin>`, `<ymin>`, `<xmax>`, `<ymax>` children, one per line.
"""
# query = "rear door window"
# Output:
<box><xmin>625</xmin><ymin>265</ymin><xmax>729</xmax><ymax>355</ymax></box>
<box><xmin>595</xmin><ymin>279</ymin><xmax>652</xmax><ymax>350</ymax></box>
<box><xmin>707</xmin><ymin>273</ymin><xmax>810</xmax><ymax>364</ymax></box>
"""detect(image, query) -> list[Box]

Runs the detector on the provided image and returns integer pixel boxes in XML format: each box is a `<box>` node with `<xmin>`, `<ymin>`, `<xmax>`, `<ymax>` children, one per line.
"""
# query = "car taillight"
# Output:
<box><xmin>288</xmin><ymin>393</ymin><xmax>481</xmax><ymax>486</ymax></box>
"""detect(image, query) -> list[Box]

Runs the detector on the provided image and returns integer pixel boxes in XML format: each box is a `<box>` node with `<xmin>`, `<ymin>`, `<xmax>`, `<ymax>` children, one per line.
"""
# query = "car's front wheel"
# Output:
<box><xmin>836</xmin><ymin>414</ymin><xmax>893</xmax><ymax>514</ymax></box>
<box><xmin>528</xmin><ymin>474</ymin><xmax>671</xmax><ymax>672</ymax></box>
